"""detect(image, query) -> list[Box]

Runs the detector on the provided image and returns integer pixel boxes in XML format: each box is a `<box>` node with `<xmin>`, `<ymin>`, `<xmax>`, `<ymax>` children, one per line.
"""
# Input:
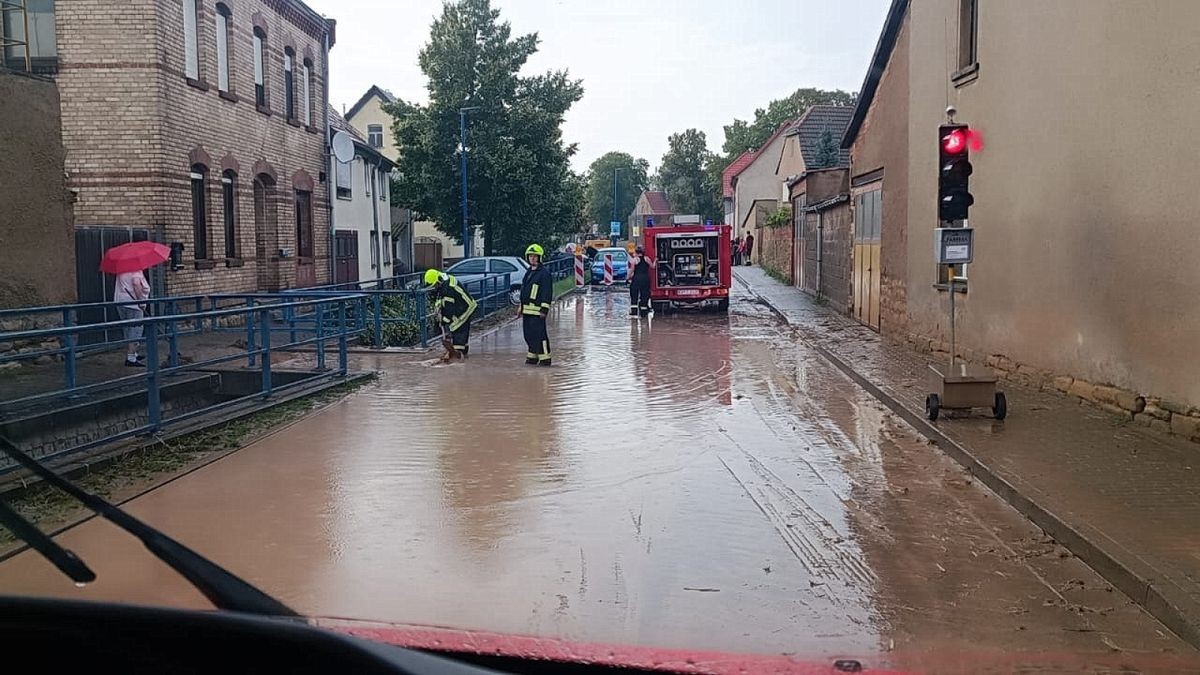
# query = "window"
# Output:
<box><xmin>302</xmin><ymin>58</ymin><xmax>313</xmax><ymax>126</ymax></box>
<box><xmin>367</xmin><ymin>124</ymin><xmax>384</xmax><ymax>148</ymax></box>
<box><xmin>489</xmin><ymin>260</ymin><xmax>518</xmax><ymax>274</ymax></box>
<box><xmin>295</xmin><ymin>190</ymin><xmax>313</xmax><ymax>258</ymax></box>
<box><xmin>1</xmin><ymin>0</ymin><xmax>57</xmax><ymax>74</ymax></box>
<box><xmin>183</xmin><ymin>0</ymin><xmax>201</xmax><ymax>80</ymax></box>
<box><xmin>382</xmin><ymin>232</ymin><xmax>391</xmax><ymax>265</ymax></box>
<box><xmin>214</xmin><ymin>4</ymin><xmax>232</xmax><ymax>93</ymax></box>
<box><xmin>283</xmin><ymin>48</ymin><xmax>295</xmax><ymax>120</ymax></box>
<box><xmin>957</xmin><ymin>0</ymin><xmax>978</xmax><ymax>71</ymax></box>
<box><xmin>253</xmin><ymin>28</ymin><xmax>267</xmax><ymax>107</ymax></box>
<box><xmin>364</xmin><ymin>165</ymin><xmax>372</xmax><ymax>198</ymax></box>
<box><xmin>369</xmin><ymin>231</ymin><xmax>379</xmax><ymax>269</ymax></box>
<box><xmin>449</xmin><ymin>259</ymin><xmax>486</xmax><ymax>275</ymax></box>
<box><xmin>191</xmin><ymin>164</ymin><xmax>209</xmax><ymax>260</ymax></box>
<box><xmin>222</xmin><ymin>170</ymin><xmax>237</xmax><ymax>258</ymax></box>
<box><xmin>335</xmin><ymin>158</ymin><xmax>352</xmax><ymax>199</ymax></box>
<box><xmin>378</xmin><ymin>170</ymin><xmax>387</xmax><ymax>201</ymax></box>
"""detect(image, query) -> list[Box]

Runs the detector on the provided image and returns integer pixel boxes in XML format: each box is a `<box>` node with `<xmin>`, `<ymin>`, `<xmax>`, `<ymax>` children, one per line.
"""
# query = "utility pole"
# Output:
<box><xmin>459</xmin><ymin>106</ymin><xmax>480</xmax><ymax>258</ymax></box>
<box><xmin>611</xmin><ymin>167</ymin><xmax>623</xmax><ymax>244</ymax></box>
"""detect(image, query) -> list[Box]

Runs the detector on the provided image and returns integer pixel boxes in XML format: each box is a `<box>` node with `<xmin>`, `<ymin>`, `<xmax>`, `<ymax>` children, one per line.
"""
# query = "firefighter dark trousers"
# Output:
<box><xmin>629</xmin><ymin>277</ymin><xmax>651</xmax><ymax>316</ymax></box>
<box><xmin>522</xmin><ymin>314</ymin><xmax>551</xmax><ymax>364</ymax></box>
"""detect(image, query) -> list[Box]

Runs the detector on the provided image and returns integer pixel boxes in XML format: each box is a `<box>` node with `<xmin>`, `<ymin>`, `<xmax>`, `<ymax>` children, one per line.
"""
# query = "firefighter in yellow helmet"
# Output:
<box><xmin>517</xmin><ymin>243</ymin><xmax>553</xmax><ymax>365</ymax></box>
<box><xmin>425</xmin><ymin>268</ymin><xmax>478</xmax><ymax>361</ymax></box>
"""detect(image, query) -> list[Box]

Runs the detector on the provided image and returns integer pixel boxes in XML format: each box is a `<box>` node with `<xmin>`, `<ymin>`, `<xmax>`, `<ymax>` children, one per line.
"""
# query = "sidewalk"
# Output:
<box><xmin>733</xmin><ymin>265</ymin><xmax>1200</xmax><ymax>649</ymax></box>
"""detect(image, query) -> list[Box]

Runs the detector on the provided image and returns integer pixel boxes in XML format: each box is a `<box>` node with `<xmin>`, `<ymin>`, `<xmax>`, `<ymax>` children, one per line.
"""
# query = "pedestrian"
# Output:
<box><xmin>425</xmin><ymin>268</ymin><xmax>477</xmax><ymax>362</ymax></box>
<box><xmin>113</xmin><ymin>269</ymin><xmax>151</xmax><ymax>367</ymax></box>
<box><xmin>732</xmin><ymin>235</ymin><xmax>743</xmax><ymax>266</ymax></box>
<box><xmin>518</xmin><ymin>243</ymin><xmax>554</xmax><ymax>366</ymax></box>
<box><xmin>743</xmin><ymin>230</ymin><xmax>755</xmax><ymax>266</ymax></box>
<box><xmin>628</xmin><ymin>246</ymin><xmax>655</xmax><ymax>317</ymax></box>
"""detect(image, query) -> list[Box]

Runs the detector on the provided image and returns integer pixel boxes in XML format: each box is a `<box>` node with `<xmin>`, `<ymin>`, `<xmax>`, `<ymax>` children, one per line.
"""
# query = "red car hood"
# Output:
<box><xmin>313</xmin><ymin>618</ymin><xmax>886</xmax><ymax>674</ymax></box>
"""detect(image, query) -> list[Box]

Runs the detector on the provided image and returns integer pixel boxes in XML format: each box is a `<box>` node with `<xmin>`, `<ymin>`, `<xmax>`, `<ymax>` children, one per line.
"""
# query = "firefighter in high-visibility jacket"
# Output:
<box><xmin>425</xmin><ymin>268</ymin><xmax>478</xmax><ymax>360</ymax></box>
<box><xmin>518</xmin><ymin>243</ymin><xmax>553</xmax><ymax>366</ymax></box>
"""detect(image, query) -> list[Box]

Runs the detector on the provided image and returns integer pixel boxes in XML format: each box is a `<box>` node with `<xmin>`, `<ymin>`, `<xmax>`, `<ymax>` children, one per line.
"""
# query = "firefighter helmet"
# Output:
<box><xmin>524</xmin><ymin>243</ymin><xmax>545</xmax><ymax>257</ymax></box>
<box><xmin>423</xmin><ymin>269</ymin><xmax>443</xmax><ymax>285</ymax></box>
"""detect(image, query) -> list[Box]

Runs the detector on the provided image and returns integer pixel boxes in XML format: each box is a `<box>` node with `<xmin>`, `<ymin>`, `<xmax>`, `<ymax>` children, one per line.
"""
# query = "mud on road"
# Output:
<box><xmin>0</xmin><ymin>287</ymin><xmax>1193</xmax><ymax>670</ymax></box>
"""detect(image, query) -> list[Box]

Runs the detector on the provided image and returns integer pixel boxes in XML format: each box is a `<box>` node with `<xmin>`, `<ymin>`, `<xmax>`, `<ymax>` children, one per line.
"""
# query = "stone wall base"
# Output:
<box><xmin>903</xmin><ymin>330</ymin><xmax>1200</xmax><ymax>445</ymax></box>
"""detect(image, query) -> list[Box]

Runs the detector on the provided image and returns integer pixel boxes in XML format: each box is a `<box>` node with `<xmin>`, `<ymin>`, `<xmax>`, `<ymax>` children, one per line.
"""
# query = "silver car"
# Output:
<box><xmin>445</xmin><ymin>256</ymin><xmax>529</xmax><ymax>305</ymax></box>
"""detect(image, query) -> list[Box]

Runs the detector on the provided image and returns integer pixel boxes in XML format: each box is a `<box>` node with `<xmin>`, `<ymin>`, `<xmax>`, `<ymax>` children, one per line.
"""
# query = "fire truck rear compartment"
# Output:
<box><xmin>656</xmin><ymin>234</ymin><xmax>721</xmax><ymax>287</ymax></box>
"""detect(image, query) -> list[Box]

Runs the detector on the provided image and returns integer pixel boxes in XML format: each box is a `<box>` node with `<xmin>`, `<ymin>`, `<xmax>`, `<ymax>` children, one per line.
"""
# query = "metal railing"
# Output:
<box><xmin>0</xmin><ymin>293</ymin><xmax>365</xmax><ymax>475</ymax></box>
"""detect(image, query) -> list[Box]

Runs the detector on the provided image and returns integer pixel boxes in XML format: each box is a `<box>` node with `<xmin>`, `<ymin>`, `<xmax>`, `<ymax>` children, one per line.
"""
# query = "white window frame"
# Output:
<box><xmin>253</xmin><ymin>30</ymin><xmax>265</xmax><ymax>104</ymax></box>
<box><xmin>378</xmin><ymin>169</ymin><xmax>387</xmax><ymax>201</ymax></box>
<box><xmin>364</xmin><ymin>164</ymin><xmax>372</xmax><ymax>198</ymax></box>
<box><xmin>369</xmin><ymin>230</ymin><xmax>379</xmax><ymax>269</ymax></box>
<box><xmin>367</xmin><ymin>124</ymin><xmax>383</xmax><ymax>148</ymax></box>
<box><xmin>283</xmin><ymin>49</ymin><xmax>295</xmax><ymax>120</ymax></box>
<box><xmin>214</xmin><ymin>5</ymin><xmax>230</xmax><ymax>92</ymax></box>
<box><xmin>382</xmin><ymin>232</ymin><xmax>391</xmax><ymax>265</ymax></box>
<box><xmin>334</xmin><ymin>158</ymin><xmax>352</xmax><ymax>199</ymax></box>
<box><xmin>183</xmin><ymin>0</ymin><xmax>200</xmax><ymax>80</ymax></box>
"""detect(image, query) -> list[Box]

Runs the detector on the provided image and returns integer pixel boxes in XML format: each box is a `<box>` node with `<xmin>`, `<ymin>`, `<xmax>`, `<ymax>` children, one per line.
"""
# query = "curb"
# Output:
<box><xmin>735</xmin><ymin>272</ymin><xmax>1200</xmax><ymax>651</ymax></box>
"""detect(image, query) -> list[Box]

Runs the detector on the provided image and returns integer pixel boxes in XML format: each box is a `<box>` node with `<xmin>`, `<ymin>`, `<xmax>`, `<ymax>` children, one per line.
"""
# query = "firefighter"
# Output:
<box><xmin>517</xmin><ymin>243</ymin><xmax>553</xmax><ymax>366</ymax></box>
<box><xmin>628</xmin><ymin>245</ymin><xmax>655</xmax><ymax>317</ymax></box>
<box><xmin>425</xmin><ymin>268</ymin><xmax>478</xmax><ymax>361</ymax></box>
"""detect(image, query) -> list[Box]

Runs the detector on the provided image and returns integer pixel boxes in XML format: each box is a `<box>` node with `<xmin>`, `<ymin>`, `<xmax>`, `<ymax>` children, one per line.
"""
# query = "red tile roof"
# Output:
<box><xmin>643</xmin><ymin>191</ymin><xmax>672</xmax><ymax>214</ymax></box>
<box><xmin>722</xmin><ymin>150</ymin><xmax>756</xmax><ymax>198</ymax></box>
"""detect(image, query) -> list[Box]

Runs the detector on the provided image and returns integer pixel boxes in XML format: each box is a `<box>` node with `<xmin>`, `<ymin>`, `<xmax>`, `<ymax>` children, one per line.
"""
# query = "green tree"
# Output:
<box><xmin>812</xmin><ymin>127</ymin><xmax>840</xmax><ymax>169</ymax></box>
<box><xmin>720</xmin><ymin>87</ymin><xmax>856</xmax><ymax>157</ymax></box>
<box><xmin>584</xmin><ymin>152</ymin><xmax>650</xmax><ymax>228</ymax></box>
<box><xmin>657</xmin><ymin>129</ymin><xmax>721</xmax><ymax>223</ymax></box>
<box><xmin>387</xmin><ymin>0</ymin><xmax>584</xmax><ymax>255</ymax></box>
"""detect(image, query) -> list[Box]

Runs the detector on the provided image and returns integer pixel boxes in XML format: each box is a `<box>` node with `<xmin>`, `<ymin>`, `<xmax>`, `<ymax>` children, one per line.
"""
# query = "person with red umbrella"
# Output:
<box><xmin>100</xmin><ymin>241</ymin><xmax>169</xmax><ymax>367</ymax></box>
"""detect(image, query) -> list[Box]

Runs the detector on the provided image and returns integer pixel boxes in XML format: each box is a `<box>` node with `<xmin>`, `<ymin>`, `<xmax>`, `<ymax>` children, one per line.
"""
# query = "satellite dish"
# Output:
<box><xmin>331</xmin><ymin>131</ymin><xmax>355</xmax><ymax>164</ymax></box>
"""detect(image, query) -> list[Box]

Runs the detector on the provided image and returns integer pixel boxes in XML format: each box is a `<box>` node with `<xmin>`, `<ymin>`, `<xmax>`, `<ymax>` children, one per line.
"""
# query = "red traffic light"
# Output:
<box><xmin>942</xmin><ymin>129</ymin><xmax>967</xmax><ymax>155</ymax></box>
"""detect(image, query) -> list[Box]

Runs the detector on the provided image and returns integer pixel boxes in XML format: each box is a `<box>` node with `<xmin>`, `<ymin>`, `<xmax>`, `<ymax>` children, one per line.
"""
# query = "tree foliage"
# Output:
<box><xmin>655</xmin><ymin>129</ymin><xmax>722</xmax><ymax>224</ymax></box>
<box><xmin>387</xmin><ymin>0</ymin><xmax>584</xmax><ymax>255</ymax></box>
<box><xmin>720</xmin><ymin>87</ymin><xmax>856</xmax><ymax>157</ymax></box>
<box><xmin>584</xmin><ymin>151</ymin><xmax>649</xmax><ymax>228</ymax></box>
<box><xmin>812</xmin><ymin>128</ymin><xmax>839</xmax><ymax>169</ymax></box>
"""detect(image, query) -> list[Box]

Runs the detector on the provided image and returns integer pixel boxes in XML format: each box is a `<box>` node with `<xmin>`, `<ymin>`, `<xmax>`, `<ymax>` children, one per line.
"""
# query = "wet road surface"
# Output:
<box><xmin>0</xmin><ymin>286</ymin><xmax>1194</xmax><ymax>669</ymax></box>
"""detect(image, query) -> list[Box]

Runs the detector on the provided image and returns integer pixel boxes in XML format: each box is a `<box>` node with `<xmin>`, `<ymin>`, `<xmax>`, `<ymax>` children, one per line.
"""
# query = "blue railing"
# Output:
<box><xmin>0</xmin><ymin>293</ymin><xmax>365</xmax><ymax>475</ymax></box>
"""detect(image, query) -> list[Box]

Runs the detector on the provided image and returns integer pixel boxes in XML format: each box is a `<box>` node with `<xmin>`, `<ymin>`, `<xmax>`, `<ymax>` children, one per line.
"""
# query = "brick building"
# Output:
<box><xmin>3</xmin><ymin>0</ymin><xmax>336</xmax><ymax>297</ymax></box>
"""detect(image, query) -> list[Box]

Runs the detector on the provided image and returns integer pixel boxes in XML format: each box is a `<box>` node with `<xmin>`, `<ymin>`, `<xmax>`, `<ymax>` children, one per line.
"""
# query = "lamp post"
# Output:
<box><xmin>459</xmin><ymin>106</ymin><xmax>480</xmax><ymax>258</ymax></box>
<box><xmin>611</xmin><ymin>167</ymin><xmax>623</xmax><ymax>244</ymax></box>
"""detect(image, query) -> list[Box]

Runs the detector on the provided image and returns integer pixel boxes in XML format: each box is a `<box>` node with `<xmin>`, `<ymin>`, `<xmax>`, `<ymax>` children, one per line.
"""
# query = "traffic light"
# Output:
<box><xmin>938</xmin><ymin>124</ymin><xmax>974</xmax><ymax>222</ymax></box>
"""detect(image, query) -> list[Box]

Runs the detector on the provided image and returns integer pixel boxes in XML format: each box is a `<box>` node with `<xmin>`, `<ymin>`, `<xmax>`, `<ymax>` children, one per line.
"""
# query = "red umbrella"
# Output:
<box><xmin>99</xmin><ymin>241</ymin><xmax>171</xmax><ymax>274</ymax></box>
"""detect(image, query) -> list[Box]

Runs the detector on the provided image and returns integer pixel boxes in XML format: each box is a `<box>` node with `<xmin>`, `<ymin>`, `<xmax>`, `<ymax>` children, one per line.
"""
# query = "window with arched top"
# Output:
<box><xmin>214</xmin><ymin>3</ymin><xmax>232</xmax><ymax>93</ymax></box>
<box><xmin>301</xmin><ymin>58</ymin><xmax>313</xmax><ymax>126</ymax></box>
<box><xmin>183</xmin><ymin>0</ymin><xmax>201</xmax><ymax>80</ymax></box>
<box><xmin>253</xmin><ymin>27</ymin><xmax>267</xmax><ymax>107</ymax></box>
<box><xmin>191</xmin><ymin>164</ymin><xmax>210</xmax><ymax>260</ymax></box>
<box><xmin>222</xmin><ymin>169</ymin><xmax>237</xmax><ymax>258</ymax></box>
<box><xmin>283</xmin><ymin>47</ymin><xmax>295</xmax><ymax>121</ymax></box>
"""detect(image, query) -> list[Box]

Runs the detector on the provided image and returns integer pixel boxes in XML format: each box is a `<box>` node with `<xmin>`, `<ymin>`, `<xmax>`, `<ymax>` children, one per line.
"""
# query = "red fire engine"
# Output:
<box><xmin>643</xmin><ymin>224</ymin><xmax>732</xmax><ymax>313</ymax></box>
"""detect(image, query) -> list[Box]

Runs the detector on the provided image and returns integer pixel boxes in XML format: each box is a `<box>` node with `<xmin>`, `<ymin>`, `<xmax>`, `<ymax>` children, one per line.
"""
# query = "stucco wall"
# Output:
<box><xmin>734</xmin><ymin>131</ymin><xmax>789</xmax><ymax>243</ymax></box>
<box><xmin>346</xmin><ymin>95</ymin><xmax>398</xmax><ymax>161</ymax></box>
<box><xmin>905</xmin><ymin>0</ymin><xmax>1200</xmax><ymax>404</ymax></box>
<box><xmin>850</xmin><ymin>11</ymin><xmax>909</xmax><ymax>335</ymax></box>
<box><xmin>0</xmin><ymin>71</ymin><xmax>75</xmax><ymax>308</ymax></box>
<box><xmin>332</xmin><ymin>151</ymin><xmax>391</xmax><ymax>282</ymax></box>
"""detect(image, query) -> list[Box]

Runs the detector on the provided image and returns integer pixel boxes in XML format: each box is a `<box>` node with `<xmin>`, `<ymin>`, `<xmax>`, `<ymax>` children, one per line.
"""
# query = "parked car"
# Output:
<box><xmin>590</xmin><ymin>247</ymin><xmax>629</xmax><ymax>283</ymax></box>
<box><xmin>445</xmin><ymin>256</ymin><xmax>529</xmax><ymax>305</ymax></box>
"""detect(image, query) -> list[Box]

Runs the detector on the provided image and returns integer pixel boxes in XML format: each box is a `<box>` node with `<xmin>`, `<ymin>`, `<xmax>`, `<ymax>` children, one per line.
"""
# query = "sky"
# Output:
<box><xmin>304</xmin><ymin>0</ymin><xmax>891</xmax><ymax>172</ymax></box>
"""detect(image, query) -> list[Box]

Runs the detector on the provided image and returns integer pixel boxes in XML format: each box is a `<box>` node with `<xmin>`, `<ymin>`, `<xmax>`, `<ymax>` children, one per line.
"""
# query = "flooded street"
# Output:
<box><xmin>0</xmin><ymin>286</ymin><xmax>1190</xmax><ymax>668</ymax></box>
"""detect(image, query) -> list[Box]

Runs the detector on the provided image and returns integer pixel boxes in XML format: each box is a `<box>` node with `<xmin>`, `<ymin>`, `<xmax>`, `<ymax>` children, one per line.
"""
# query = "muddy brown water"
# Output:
<box><xmin>0</xmin><ymin>289</ymin><xmax>1193</xmax><ymax>670</ymax></box>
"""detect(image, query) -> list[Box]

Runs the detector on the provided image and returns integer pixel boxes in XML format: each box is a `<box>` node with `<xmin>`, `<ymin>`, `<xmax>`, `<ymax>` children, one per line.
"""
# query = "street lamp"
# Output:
<box><xmin>459</xmin><ymin>106</ymin><xmax>481</xmax><ymax>258</ymax></box>
<box><xmin>611</xmin><ymin>167</ymin><xmax>623</xmax><ymax>244</ymax></box>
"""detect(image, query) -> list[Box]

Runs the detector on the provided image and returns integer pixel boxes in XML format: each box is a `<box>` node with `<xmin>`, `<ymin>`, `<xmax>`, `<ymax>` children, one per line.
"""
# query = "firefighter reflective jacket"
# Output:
<box><xmin>520</xmin><ymin>265</ymin><xmax>553</xmax><ymax>316</ymax></box>
<box><xmin>435</xmin><ymin>275</ymin><xmax>478</xmax><ymax>331</ymax></box>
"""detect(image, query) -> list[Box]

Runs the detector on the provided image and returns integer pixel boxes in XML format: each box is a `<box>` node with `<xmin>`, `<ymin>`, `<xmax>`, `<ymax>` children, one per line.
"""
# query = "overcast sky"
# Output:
<box><xmin>305</xmin><ymin>0</ymin><xmax>890</xmax><ymax>171</ymax></box>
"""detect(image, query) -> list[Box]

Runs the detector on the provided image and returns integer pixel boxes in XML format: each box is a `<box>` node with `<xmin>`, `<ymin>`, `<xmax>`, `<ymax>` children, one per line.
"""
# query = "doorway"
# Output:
<box><xmin>253</xmin><ymin>174</ymin><xmax>279</xmax><ymax>291</ymax></box>
<box><xmin>334</xmin><ymin>230</ymin><xmax>359</xmax><ymax>285</ymax></box>
<box><xmin>852</xmin><ymin>187</ymin><xmax>881</xmax><ymax>330</ymax></box>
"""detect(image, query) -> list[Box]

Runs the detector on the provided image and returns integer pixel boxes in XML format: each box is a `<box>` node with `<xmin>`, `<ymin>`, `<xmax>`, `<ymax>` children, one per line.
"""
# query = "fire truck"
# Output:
<box><xmin>644</xmin><ymin>224</ymin><xmax>732</xmax><ymax>313</ymax></box>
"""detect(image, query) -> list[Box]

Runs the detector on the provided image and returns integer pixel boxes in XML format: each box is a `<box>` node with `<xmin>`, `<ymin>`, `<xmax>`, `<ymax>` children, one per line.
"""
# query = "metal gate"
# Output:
<box><xmin>74</xmin><ymin>226</ymin><xmax>161</xmax><ymax>345</ymax></box>
<box><xmin>334</xmin><ymin>230</ymin><xmax>359</xmax><ymax>285</ymax></box>
<box><xmin>852</xmin><ymin>188</ymin><xmax>882</xmax><ymax>330</ymax></box>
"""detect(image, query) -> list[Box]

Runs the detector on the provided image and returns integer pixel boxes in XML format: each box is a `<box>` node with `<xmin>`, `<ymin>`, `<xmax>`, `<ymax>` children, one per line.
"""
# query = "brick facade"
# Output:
<box><xmin>55</xmin><ymin>0</ymin><xmax>333</xmax><ymax>296</ymax></box>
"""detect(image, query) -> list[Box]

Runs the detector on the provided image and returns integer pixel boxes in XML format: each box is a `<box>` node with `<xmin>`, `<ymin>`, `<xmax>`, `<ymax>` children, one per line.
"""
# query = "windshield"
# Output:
<box><xmin>2</xmin><ymin>0</ymin><xmax>1197</xmax><ymax>672</ymax></box>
